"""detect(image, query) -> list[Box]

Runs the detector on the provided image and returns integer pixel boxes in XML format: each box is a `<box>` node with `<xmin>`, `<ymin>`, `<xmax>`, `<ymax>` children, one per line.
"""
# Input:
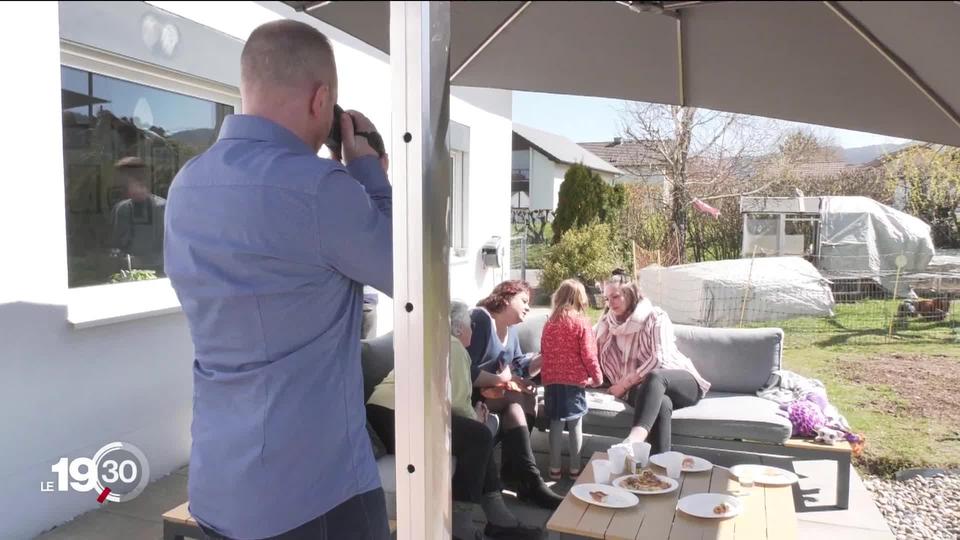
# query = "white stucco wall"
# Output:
<box><xmin>0</xmin><ymin>2</ymin><xmax>512</xmax><ymax>538</ymax></box>
<box><xmin>528</xmin><ymin>148</ymin><xmax>556</xmax><ymax>211</ymax></box>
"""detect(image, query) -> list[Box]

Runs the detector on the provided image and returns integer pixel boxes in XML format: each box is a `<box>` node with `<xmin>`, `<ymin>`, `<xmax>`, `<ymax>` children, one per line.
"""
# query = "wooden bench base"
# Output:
<box><xmin>673</xmin><ymin>436</ymin><xmax>853</xmax><ymax>510</ymax></box>
<box><xmin>162</xmin><ymin>502</ymin><xmax>203</xmax><ymax>540</ymax></box>
<box><xmin>163</xmin><ymin>502</ymin><xmax>398</xmax><ymax>539</ymax></box>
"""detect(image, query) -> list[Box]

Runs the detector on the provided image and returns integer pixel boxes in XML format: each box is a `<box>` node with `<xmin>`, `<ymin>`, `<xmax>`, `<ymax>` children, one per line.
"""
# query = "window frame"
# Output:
<box><xmin>60</xmin><ymin>40</ymin><xmax>241</xmax><ymax>329</ymax></box>
<box><xmin>449</xmin><ymin>149</ymin><xmax>469</xmax><ymax>258</ymax></box>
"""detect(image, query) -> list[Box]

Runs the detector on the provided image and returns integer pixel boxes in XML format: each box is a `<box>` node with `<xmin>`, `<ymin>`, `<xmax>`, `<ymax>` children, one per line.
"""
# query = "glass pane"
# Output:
<box><xmin>61</xmin><ymin>66</ymin><xmax>233</xmax><ymax>287</ymax></box>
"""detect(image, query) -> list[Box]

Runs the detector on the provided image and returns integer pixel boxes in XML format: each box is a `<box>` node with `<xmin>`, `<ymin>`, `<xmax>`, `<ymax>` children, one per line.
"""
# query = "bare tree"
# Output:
<box><xmin>619</xmin><ymin>104</ymin><xmax>781</xmax><ymax>263</ymax></box>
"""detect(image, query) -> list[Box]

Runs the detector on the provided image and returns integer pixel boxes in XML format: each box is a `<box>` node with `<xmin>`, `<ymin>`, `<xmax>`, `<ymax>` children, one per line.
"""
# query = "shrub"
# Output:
<box><xmin>553</xmin><ymin>164</ymin><xmax>625</xmax><ymax>243</ymax></box>
<box><xmin>540</xmin><ymin>221</ymin><xmax>623</xmax><ymax>294</ymax></box>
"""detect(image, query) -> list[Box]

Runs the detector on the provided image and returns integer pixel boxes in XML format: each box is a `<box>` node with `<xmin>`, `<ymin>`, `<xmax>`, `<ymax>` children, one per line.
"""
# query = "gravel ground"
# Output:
<box><xmin>864</xmin><ymin>473</ymin><xmax>960</xmax><ymax>540</ymax></box>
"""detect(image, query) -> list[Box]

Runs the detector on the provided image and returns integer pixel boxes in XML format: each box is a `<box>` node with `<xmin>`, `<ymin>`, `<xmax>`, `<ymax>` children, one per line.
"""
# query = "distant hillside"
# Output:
<box><xmin>842</xmin><ymin>142</ymin><xmax>913</xmax><ymax>165</ymax></box>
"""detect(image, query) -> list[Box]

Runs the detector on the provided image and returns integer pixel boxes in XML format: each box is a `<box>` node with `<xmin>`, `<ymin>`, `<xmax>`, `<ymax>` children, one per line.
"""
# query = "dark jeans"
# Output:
<box><xmin>200</xmin><ymin>488</ymin><xmax>390</xmax><ymax>540</ymax></box>
<box><xmin>365</xmin><ymin>404</ymin><xmax>499</xmax><ymax>502</ymax></box>
<box><xmin>629</xmin><ymin>369</ymin><xmax>701</xmax><ymax>454</ymax></box>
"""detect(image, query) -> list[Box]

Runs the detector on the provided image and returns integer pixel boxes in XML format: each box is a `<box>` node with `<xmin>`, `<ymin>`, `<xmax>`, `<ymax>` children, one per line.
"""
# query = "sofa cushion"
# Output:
<box><xmin>671</xmin><ymin>393</ymin><xmax>792</xmax><ymax>444</ymax></box>
<box><xmin>361</xmin><ymin>332</ymin><xmax>395</xmax><ymax>401</ymax></box>
<box><xmin>572</xmin><ymin>390</ymin><xmax>791</xmax><ymax>445</ymax></box>
<box><xmin>515</xmin><ymin>313</ymin><xmax>548</xmax><ymax>354</ymax></box>
<box><xmin>673</xmin><ymin>325</ymin><xmax>783</xmax><ymax>394</ymax></box>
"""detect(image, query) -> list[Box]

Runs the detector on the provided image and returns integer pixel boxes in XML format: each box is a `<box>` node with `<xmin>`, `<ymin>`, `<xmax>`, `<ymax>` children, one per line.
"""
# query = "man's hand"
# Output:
<box><xmin>340</xmin><ymin>110</ymin><xmax>380</xmax><ymax>164</ymax></box>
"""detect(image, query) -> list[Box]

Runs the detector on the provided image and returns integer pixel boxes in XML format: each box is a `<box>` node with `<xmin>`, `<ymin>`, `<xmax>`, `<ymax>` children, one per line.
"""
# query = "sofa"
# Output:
<box><xmin>513</xmin><ymin>313</ymin><xmax>794</xmax><ymax>449</ymax></box>
<box><xmin>360</xmin><ymin>332</ymin><xmax>401</xmax><ymax>521</ymax></box>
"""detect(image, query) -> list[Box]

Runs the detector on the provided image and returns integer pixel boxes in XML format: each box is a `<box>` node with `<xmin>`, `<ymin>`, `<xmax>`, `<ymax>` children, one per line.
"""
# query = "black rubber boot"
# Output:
<box><xmin>502</xmin><ymin>427</ymin><xmax>564</xmax><ymax>509</ymax></box>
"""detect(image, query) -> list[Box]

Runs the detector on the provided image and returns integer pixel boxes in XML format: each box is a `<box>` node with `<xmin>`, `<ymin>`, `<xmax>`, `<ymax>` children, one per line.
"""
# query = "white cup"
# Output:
<box><xmin>592</xmin><ymin>459</ymin><xmax>612</xmax><ymax>484</ymax></box>
<box><xmin>608</xmin><ymin>445</ymin><xmax>629</xmax><ymax>475</ymax></box>
<box><xmin>663</xmin><ymin>451</ymin><xmax>684</xmax><ymax>479</ymax></box>
<box><xmin>632</xmin><ymin>441</ymin><xmax>651</xmax><ymax>468</ymax></box>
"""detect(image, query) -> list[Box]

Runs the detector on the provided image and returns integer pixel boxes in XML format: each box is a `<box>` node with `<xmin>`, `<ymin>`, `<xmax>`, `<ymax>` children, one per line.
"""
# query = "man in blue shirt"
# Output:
<box><xmin>164</xmin><ymin>20</ymin><xmax>391</xmax><ymax>540</ymax></box>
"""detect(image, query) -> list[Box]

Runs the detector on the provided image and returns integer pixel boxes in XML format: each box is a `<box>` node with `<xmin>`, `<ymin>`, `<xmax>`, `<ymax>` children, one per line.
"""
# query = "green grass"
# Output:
<box><xmin>782</xmin><ymin>343</ymin><xmax>960</xmax><ymax>476</ymax></box>
<box><xmin>748</xmin><ymin>300</ymin><xmax>960</xmax><ymax>475</ymax></box>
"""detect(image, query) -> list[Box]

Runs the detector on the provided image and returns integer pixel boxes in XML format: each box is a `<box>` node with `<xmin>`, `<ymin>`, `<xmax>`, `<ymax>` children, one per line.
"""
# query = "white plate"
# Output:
<box><xmin>729</xmin><ymin>464</ymin><xmax>799</xmax><ymax>486</ymax></box>
<box><xmin>613</xmin><ymin>473</ymin><xmax>679</xmax><ymax>495</ymax></box>
<box><xmin>677</xmin><ymin>493</ymin><xmax>743</xmax><ymax>519</ymax></box>
<box><xmin>569</xmin><ymin>483</ymin><xmax>639</xmax><ymax>509</ymax></box>
<box><xmin>649</xmin><ymin>453</ymin><xmax>713</xmax><ymax>473</ymax></box>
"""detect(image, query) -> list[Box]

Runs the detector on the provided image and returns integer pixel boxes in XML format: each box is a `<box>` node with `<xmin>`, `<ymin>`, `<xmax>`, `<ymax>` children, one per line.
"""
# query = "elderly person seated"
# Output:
<box><xmin>365</xmin><ymin>301</ymin><xmax>540</xmax><ymax>540</ymax></box>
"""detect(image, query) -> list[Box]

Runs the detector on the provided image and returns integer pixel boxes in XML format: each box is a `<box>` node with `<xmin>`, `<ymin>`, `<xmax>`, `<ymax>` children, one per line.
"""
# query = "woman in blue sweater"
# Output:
<box><xmin>467</xmin><ymin>280</ymin><xmax>562</xmax><ymax>509</ymax></box>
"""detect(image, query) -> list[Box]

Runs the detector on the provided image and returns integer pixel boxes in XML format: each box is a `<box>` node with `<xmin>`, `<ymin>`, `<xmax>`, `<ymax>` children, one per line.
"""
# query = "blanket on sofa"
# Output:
<box><xmin>758</xmin><ymin>370</ymin><xmax>863</xmax><ymax>451</ymax></box>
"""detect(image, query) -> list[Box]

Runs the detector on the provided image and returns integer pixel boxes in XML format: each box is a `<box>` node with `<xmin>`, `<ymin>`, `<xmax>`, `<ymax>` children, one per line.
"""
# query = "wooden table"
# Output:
<box><xmin>546</xmin><ymin>452</ymin><xmax>797</xmax><ymax>540</ymax></box>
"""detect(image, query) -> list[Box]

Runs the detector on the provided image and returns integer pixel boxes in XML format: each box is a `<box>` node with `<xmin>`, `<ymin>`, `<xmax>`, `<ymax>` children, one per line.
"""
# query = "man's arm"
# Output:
<box><xmin>315</xmin><ymin>159</ymin><xmax>393</xmax><ymax>297</ymax></box>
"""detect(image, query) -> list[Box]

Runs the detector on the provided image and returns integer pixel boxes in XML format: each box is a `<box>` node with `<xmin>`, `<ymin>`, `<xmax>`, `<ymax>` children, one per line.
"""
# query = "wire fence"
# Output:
<box><xmin>635</xmin><ymin>251</ymin><xmax>960</xmax><ymax>346</ymax></box>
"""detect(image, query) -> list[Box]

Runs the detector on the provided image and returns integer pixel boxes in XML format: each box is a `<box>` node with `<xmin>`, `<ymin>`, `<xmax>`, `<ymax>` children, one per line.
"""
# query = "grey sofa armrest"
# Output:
<box><xmin>673</xmin><ymin>325</ymin><xmax>783</xmax><ymax>394</ymax></box>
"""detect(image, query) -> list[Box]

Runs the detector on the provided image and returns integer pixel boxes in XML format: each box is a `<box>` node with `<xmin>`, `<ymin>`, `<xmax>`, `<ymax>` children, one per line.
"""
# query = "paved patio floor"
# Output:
<box><xmin>35</xmin><ymin>432</ymin><xmax>893</xmax><ymax>539</ymax></box>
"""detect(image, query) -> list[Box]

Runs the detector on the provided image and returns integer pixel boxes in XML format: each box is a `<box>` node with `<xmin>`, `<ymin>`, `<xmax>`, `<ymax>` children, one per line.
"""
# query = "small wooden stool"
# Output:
<box><xmin>162</xmin><ymin>502</ymin><xmax>203</xmax><ymax>540</ymax></box>
<box><xmin>163</xmin><ymin>502</ymin><xmax>398</xmax><ymax>538</ymax></box>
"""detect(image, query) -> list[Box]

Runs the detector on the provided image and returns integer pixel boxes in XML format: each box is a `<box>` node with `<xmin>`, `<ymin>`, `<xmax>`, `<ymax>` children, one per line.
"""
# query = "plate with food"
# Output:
<box><xmin>729</xmin><ymin>464</ymin><xmax>799</xmax><ymax>486</ymax></box>
<box><xmin>676</xmin><ymin>493</ymin><xmax>743</xmax><ymax>519</ymax></box>
<box><xmin>613</xmin><ymin>470</ymin><xmax>680</xmax><ymax>495</ymax></box>
<box><xmin>649</xmin><ymin>453</ymin><xmax>713</xmax><ymax>473</ymax></box>
<box><xmin>569</xmin><ymin>483</ymin><xmax>639</xmax><ymax>509</ymax></box>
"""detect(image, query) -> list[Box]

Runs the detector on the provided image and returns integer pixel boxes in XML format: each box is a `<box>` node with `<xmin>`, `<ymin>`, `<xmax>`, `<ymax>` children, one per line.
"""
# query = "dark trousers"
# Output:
<box><xmin>366</xmin><ymin>404</ymin><xmax>499</xmax><ymax>503</ymax></box>
<box><xmin>629</xmin><ymin>369</ymin><xmax>701</xmax><ymax>454</ymax></box>
<box><xmin>200</xmin><ymin>488</ymin><xmax>390</xmax><ymax>540</ymax></box>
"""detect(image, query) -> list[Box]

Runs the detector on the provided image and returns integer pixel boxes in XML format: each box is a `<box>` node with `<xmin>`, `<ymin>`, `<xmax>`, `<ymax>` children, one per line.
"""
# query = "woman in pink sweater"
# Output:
<box><xmin>540</xmin><ymin>279</ymin><xmax>603</xmax><ymax>480</ymax></box>
<box><xmin>594</xmin><ymin>274</ymin><xmax>711</xmax><ymax>454</ymax></box>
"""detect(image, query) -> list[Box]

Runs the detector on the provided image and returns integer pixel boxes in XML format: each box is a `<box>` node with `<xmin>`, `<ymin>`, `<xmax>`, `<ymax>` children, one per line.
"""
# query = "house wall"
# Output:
<box><xmin>0</xmin><ymin>2</ymin><xmax>511</xmax><ymax>538</ymax></box>
<box><xmin>528</xmin><ymin>148</ymin><xmax>556</xmax><ymax>210</ymax></box>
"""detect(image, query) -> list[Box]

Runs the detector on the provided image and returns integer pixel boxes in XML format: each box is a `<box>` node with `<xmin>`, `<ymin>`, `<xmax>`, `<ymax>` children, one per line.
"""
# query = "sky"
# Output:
<box><xmin>513</xmin><ymin>91</ymin><xmax>911</xmax><ymax>149</ymax></box>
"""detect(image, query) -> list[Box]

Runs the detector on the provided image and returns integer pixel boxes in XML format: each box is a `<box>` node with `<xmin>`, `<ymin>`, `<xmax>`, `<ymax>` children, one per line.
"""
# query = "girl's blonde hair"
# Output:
<box><xmin>550</xmin><ymin>279</ymin><xmax>589</xmax><ymax>321</ymax></box>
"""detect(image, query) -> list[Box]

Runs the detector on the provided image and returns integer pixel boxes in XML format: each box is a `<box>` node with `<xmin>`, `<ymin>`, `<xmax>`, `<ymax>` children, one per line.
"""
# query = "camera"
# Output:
<box><xmin>325</xmin><ymin>104</ymin><xmax>386</xmax><ymax>159</ymax></box>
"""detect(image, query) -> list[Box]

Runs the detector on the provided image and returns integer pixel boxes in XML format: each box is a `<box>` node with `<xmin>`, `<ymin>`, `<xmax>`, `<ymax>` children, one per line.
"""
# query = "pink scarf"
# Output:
<box><xmin>595</xmin><ymin>299</ymin><xmax>658</xmax><ymax>389</ymax></box>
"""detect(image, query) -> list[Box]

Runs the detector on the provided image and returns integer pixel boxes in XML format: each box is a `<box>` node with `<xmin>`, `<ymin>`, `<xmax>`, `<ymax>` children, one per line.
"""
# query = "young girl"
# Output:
<box><xmin>540</xmin><ymin>279</ymin><xmax>603</xmax><ymax>480</ymax></box>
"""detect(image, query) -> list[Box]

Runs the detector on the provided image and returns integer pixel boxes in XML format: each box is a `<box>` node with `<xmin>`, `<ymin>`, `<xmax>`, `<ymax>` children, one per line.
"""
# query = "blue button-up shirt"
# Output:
<box><xmin>164</xmin><ymin>115</ymin><xmax>392</xmax><ymax>539</ymax></box>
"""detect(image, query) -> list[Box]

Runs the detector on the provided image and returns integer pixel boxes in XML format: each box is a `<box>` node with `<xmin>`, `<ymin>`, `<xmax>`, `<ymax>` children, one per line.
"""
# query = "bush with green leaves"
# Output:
<box><xmin>552</xmin><ymin>164</ymin><xmax>626</xmax><ymax>243</ymax></box>
<box><xmin>540</xmin><ymin>221</ymin><xmax>623</xmax><ymax>294</ymax></box>
<box><xmin>110</xmin><ymin>269</ymin><xmax>158</xmax><ymax>283</ymax></box>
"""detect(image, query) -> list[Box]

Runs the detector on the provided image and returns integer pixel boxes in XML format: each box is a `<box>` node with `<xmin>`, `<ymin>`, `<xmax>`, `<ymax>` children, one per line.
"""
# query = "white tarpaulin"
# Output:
<box><xmin>639</xmin><ymin>257</ymin><xmax>835</xmax><ymax>327</ymax></box>
<box><xmin>819</xmin><ymin>196</ymin><xmax>935</xmax><ymax>292</ymax></box>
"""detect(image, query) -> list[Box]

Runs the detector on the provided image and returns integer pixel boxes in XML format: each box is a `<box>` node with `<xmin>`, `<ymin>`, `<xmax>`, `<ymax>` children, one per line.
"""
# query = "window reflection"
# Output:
<box><xmin>61</xmin><ymin>66</ymin><xmax>233</xmax><ymax>287</ymax></box>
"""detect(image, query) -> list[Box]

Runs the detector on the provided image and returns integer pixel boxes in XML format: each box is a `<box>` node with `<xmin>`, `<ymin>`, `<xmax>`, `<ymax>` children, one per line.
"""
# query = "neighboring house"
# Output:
<box><xmin>1</xmin><ymin>2</ymin><xmax>513</xmax><ymax>538</ymax></box>
<box><xmin>512</xmin><ymin>123</ymin><xmax>620</xmax><ymax>211</ymax></box>
<box><xmin>580</xmin><ymin>137</ymin><xmax>670</xmax><ymax>203</ymax></box>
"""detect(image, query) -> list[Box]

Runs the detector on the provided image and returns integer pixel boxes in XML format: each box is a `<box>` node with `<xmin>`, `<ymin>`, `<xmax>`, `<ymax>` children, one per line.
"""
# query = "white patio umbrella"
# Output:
<box><xmin>291</xmin><ymin>0</ymin><xmax>960</xmax><ymax>146</ymax></box>
<box><xmin>279</xmin><ymin>2</ymin><xmax>960</xmax><ymax>538</ymax></box>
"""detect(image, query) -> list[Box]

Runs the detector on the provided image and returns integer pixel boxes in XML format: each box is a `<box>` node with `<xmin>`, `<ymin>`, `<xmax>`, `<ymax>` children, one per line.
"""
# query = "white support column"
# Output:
<box><xmin>390</xmin><ymin>2</ymin><xmax>452</xmax><ymax>540</ymax></box>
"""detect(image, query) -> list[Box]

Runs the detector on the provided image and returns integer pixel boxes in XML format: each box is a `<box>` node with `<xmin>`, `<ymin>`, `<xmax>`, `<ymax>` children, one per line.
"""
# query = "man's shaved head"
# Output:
<box><xmin>241</xmin><ymin>19</ymin><xmax>337</xmax><ymax>94</ymax></box>
<box><xmin>240</xmin><ymin>20</ymin><xmax>339</xmax><ymax>152</ymax></box>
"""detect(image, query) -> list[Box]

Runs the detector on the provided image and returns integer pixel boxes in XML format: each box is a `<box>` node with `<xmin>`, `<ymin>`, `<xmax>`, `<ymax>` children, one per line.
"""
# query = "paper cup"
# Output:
<box><xmin>632</xmin><ymin>441</ymin><xmax>651</xmax><ymax>468</ymax></box>
<box><xmin>592</xmin><ymin>459</ymin><xmax>612</xmax><ymax>484</ymax></box>
<box><xmin>663</xmin><ymin>451</ymin><xmax>684</xmax><ymax>479</ymax></box>
<box><xmin>608</xmin><ymin>445</ymin><xmax>629</xmax><ymax>475</ymax></box>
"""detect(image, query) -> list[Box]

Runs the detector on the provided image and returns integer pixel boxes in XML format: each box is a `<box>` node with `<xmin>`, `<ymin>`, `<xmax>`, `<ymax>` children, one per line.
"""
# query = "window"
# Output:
<box><xmin>61</xmin><ymin>65</ymin><xmax>233</xmax><ymax>288</ymax></box>
<box><xmin>450</xmin><ymin>149</ymin><xmax>468</xmax><ymax>256</ymax></box>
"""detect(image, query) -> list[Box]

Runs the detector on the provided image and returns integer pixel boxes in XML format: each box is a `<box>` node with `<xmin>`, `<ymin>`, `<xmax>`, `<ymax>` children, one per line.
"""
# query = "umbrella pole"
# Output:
<box><xmin>390</xmin><ymin>2</ymin><xmax>453</xmax><ymax>539</ymax></box>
